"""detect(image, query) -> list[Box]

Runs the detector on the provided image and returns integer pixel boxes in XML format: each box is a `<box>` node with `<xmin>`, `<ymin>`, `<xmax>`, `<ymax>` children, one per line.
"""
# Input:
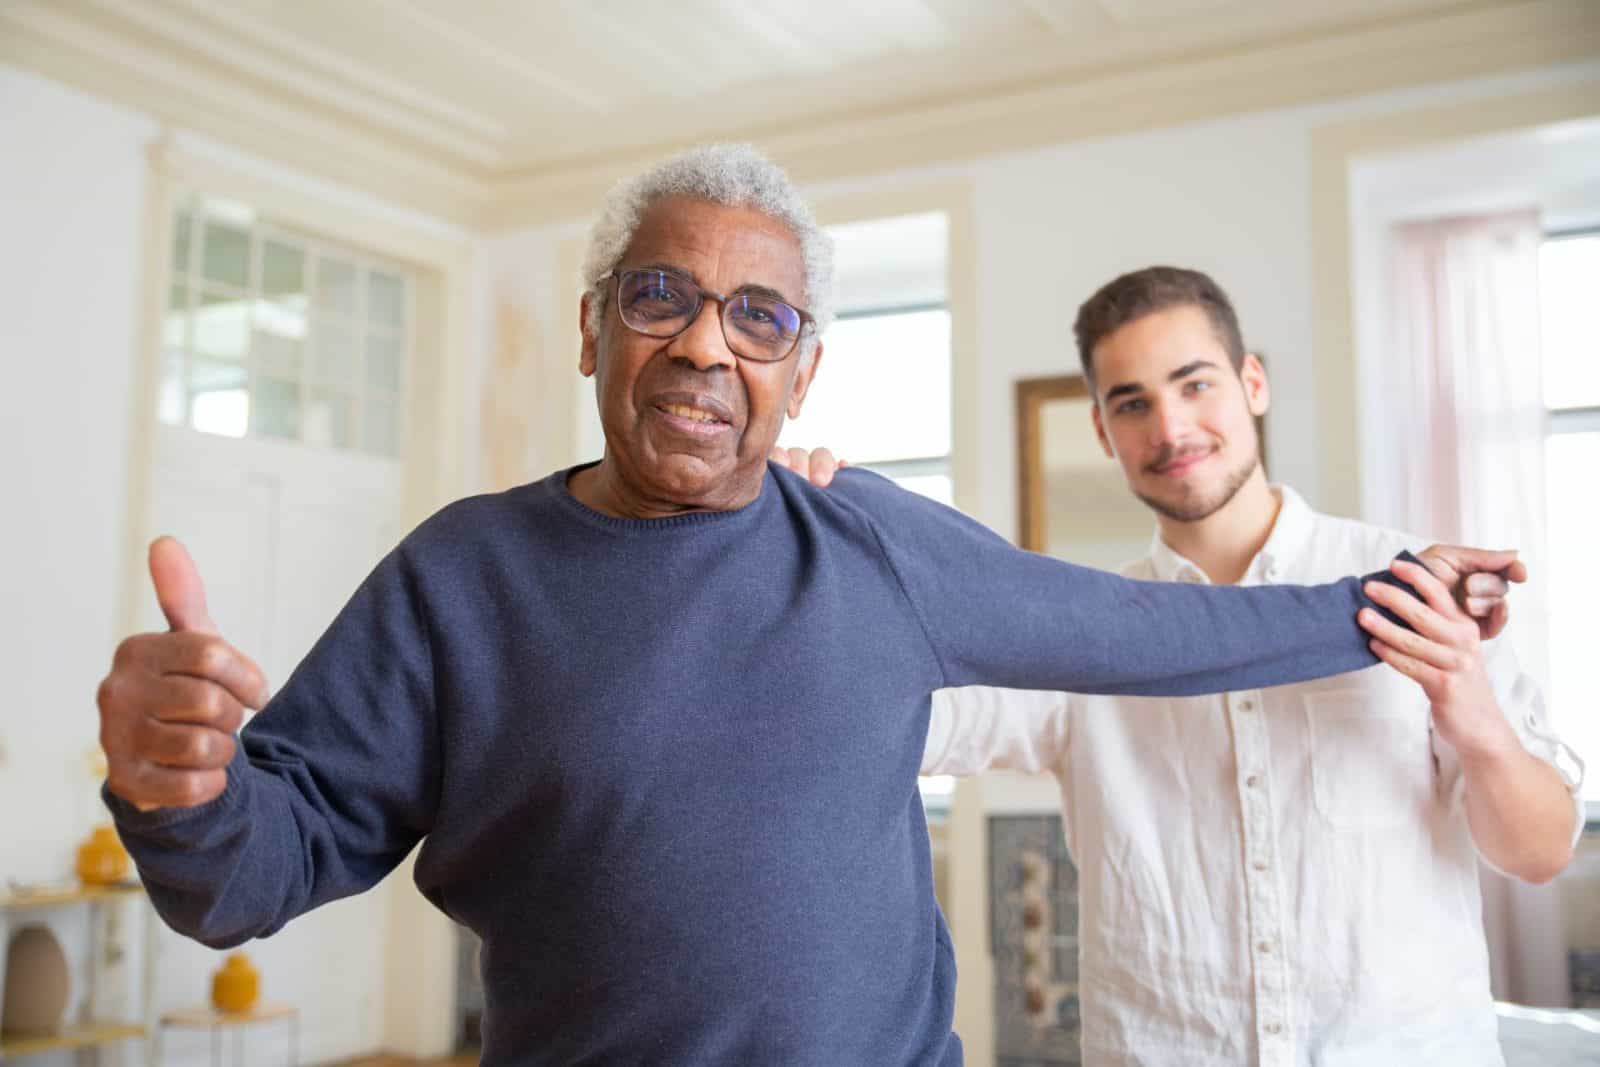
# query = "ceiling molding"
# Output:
<box><xmin>0</xmin><ymin>0</ymin><xmax>496</xmax><ymax>226</ymax></box>
<box><xmin>157</xmin><ymin>0</ymin><xmax>510</xmax><ymax>142</ymax></box>
<box><xmin>2</xmin><ymin>0</ymin><xmax>1594</xmax><ymax>232</ymax></box>
<box><xmin>364</xmin><ymin>0</ymin><xmax>609</xmax><ymax>113</ymax></box>
<box><xmin>487</xmin><ymin>0</ymin><xmax>1600</xmax><ymax>226</ymax></box>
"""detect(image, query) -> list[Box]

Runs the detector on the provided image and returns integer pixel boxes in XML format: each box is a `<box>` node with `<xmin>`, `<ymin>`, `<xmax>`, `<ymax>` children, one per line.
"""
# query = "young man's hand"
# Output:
<box><xmin>1358</xmin><ymin>556</ymin><xmax>1517</xmax><ymax>760</ymax></box>
<box><xmin>769</xmin><ymin>446</ymin><xmax>846</xmax><ymax>487</ymax></box>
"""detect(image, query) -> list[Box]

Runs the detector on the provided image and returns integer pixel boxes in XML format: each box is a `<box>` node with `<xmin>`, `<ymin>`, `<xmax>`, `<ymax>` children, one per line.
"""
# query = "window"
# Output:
<box><xmin>161</xmin><ymin>194</ymin><xmax>410</xmax><ymax>457</ymax></box>
<box><xmin>1540</xmin><ymin>230</ymin><xmax>1600</xmax><ymax>803</ymax></box>
<box><xmin>779</xmin><ymin>212</ymin><xmax>952</xmax><ymax>505</ymax></box>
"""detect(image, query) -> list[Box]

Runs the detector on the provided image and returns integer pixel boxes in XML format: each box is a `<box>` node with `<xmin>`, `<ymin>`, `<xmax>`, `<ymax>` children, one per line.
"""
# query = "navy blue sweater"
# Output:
<box><xmin>108</xmin><ymin>464</ymin><xmax>1405</xmax><ymax>1065</ymax></box>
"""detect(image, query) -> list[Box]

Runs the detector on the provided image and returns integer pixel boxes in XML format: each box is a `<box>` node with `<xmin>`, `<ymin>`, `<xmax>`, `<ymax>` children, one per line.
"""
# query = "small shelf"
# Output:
<box><xmin>0</xmin><ymin>883</ymin><xmax>144</xmax><ymax>911</ymax></box>
<box><xmin>0</xmin><ymin>1021</ymin><xmax>146</xmax><ymax>1058</ymax></box>
<box><xmin>161</xmin><ymin>1003</ymin><xmax>297</xmax><ymax>1029</ymax></box>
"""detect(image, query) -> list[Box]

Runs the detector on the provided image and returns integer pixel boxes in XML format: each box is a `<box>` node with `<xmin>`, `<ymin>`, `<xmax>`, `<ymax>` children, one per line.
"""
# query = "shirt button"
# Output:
<box><xmin>1246</xmin><ymin>775</ymin><xmax>1261</xmax><ymax>788</ymax></box>
<box><xmin>1239</xmin><ymin>698</ymin><xmax>1255</xmax><ymax>712</ymax></box>
<box><xmin>1264</xmin><ymin>1022</ymin><xmax>1282</xmax><ymax>1035</ymax></box>
<box><xmin>1253</xmin><ymin>860</ymin><xmax>1269</xmax><ymax>872</ymax></box>
<box><xmin>1258</xmin><ymin>940</ymin><xmax>1274</xmax><ymax>954</ymax></box>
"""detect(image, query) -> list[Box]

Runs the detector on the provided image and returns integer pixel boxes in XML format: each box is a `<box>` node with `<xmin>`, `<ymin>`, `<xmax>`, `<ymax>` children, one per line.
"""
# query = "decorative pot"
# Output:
<box><xmin>212</xmin><ymin>953</ymin><xmax>260</xmax><ymax>1014</ymax></box>
<box><xmin>75</xmin><ymin>825</ymin><xmax>130</xmax><ymax>885</ymax></box>
<box><xmin>2</xmin><ymin>925</ymin><xmax>71</xmax><ymax>1035</ymax></box>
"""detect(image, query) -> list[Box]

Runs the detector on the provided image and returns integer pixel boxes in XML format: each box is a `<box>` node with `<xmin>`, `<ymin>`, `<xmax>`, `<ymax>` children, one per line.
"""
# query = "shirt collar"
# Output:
<box><xmin>1146</xmin><ymin>485</ymin><xmax>1315</xmax><ymax>586</ymax></box>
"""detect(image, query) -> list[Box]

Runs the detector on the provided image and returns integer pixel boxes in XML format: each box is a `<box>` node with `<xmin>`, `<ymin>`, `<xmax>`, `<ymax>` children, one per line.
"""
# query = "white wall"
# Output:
<box><xmin>0</xmin><ymin>61</ymin><xmax>155</xmax><ymax>1067</ymax></box>
<box><xmin>1</xmin><ymin>64</ymin><xmax>156</xmax><ymax>881</ymax></box>
<box><xmin>0</xmin><ymin>62</ymin><xmax>450</xmax><ymax>1066</ymax></box>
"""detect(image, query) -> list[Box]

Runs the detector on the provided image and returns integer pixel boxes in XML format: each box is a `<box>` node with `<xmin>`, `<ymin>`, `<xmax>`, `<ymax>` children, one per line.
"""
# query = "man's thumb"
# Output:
<box><xmin>148</xmin><ymin>537</ymin><xmax>218</xmax><ymax>635</ymax></box>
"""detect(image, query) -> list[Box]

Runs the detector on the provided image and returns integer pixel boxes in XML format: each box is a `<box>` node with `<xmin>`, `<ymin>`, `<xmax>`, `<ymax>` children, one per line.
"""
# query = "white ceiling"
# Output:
<box><xmin>32</xmin><ymin>0</ymin><xmax>1491</xmax><ymax>172</ymax></box>
<box><xmin>4</xmin><ymin>0</ymin><xmax>1595</xmax><ymax>225</ymax></box>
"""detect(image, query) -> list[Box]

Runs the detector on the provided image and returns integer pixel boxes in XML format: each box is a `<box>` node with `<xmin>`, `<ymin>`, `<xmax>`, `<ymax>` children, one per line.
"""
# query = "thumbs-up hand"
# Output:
<box><xmin>97</xmin><ymin>538</ymin><xmax>271</xmax><ymax>812</ymax></box>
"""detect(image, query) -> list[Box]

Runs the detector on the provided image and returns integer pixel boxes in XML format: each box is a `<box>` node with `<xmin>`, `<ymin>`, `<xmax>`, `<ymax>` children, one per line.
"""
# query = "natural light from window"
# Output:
<box><xmin>1539</xmin><ymin>231</ymin><xmax>1599</xmax><ymax>801</ymax></box>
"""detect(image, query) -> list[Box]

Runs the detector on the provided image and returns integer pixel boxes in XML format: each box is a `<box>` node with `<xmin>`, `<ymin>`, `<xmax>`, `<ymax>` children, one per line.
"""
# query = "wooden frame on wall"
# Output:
<box><xmin>1016</xmin><ymin>370</ymin><xmax>1268</xmax><ymax>556</ymax></box>
<box><xmin>1015</xmin><ymin>374</ymin><xmax>1090</xmax><ymax>554</ymax></box>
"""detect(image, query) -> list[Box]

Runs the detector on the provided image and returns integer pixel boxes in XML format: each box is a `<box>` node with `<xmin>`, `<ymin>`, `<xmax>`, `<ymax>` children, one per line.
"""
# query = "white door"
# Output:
<box><xmin>136</xmin><ymin>422</ymin><xmax>404</xmax><ymax>1064</ymax></box>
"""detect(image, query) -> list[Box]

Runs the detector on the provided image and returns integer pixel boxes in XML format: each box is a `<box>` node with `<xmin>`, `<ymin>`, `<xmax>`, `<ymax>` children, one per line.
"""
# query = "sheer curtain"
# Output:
<box><xmin>1380</xmin><ymin>209</ymin><xmax>1566</xmax><ymax>1006</ymax></box>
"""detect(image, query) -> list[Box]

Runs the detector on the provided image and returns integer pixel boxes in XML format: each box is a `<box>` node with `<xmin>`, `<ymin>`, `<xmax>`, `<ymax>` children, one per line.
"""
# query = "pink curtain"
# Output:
<box><xmin>1384</xmin><ymin>209</ymin><xmax>1566</xmax><ymax>1007</ymax></box>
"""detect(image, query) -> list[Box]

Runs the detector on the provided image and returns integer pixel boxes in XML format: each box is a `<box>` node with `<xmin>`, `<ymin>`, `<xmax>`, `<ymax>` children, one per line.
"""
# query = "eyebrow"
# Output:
<box><xmin>1102</xmin><ymin>360</ymin><xmax>1220</xmax><ymax>403</ymax></box>
<box><xmin>630</xmin><ymin>262</ymin><xmax>797</xmax><ymax>306</ymax></box>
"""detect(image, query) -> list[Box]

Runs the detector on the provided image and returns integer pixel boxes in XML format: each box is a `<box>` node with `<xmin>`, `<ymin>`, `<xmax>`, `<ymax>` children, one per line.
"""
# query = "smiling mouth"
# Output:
<box><xmin>659</xmin><ymin>402</ymin><xmax>725</xmax><ymax>425</ymax></box>
<box><xmin>1150</xmin><ymin>450</ymin><xmax>1213</xmax><ymax>476</ymax></box>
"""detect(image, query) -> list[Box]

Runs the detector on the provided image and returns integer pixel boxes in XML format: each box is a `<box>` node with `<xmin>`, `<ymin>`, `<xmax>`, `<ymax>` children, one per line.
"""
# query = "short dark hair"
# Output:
<box><xmin>1073</xmin><ymin>266</ymin><xmax>1246</xmax><ymax>391</ymax></box>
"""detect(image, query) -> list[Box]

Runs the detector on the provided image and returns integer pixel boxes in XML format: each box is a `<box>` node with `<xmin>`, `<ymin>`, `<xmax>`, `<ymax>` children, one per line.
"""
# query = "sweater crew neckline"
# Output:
<box><xmin>547</xmin><ymin>462</ymin><xmax>775</xmax><ymax>534</ymax></box>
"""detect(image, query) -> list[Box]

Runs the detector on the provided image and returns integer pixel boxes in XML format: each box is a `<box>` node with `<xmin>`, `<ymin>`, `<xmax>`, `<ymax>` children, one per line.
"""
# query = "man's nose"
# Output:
<box><xmin>1149</xmin><ymin>399</ymin><xmax>1191</xmax><ymax>447</ymax></box>
<box><xmin>665</xmin><ymin>301</ymin><xmax>737</xmax><ymax>372</ymax></box>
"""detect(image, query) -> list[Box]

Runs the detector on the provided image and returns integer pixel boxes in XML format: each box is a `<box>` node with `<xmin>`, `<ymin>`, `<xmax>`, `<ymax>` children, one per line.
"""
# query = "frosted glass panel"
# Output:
<box><xmin>365</xmin><ymin>332</ymin><xmax>402</xmax><ymax>391</ymax></box>
<box><xmin>369</xmin><ymin>271</ymin><xmax>404</xmax><ymax>329</ymax></box>
<box><xmin>317</xmin><ymin>259</ymin><xmax>360</xmax><ymax>318</ymax></box>
<box><xmin>195</xmin><ymin>289</ymin><xmax>249</xmax><ymax>361</ymax></box>
<box><xmin>201</xmin><ymin>218</ymin><xmax>250</xmax><ymax>288</ymax></box>
<box><xmin>188</xmin><ymin>359</ymin><xmax>248</xmax><ymax>439</ymax></box>
<box><xmin>314</xmin><ymin>322</ymin><xmax>358</xmax><ymax>386</ymax></box>
<box><xmin>262</xmin><ymin>239</ymin><xmax>306</xmax><ymax>307</ymax></box>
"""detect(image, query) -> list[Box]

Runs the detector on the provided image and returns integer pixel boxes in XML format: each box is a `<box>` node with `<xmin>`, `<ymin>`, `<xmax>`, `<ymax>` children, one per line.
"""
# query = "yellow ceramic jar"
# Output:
<box><xmin>74</xmin><ymin>825</ymin><xmax>130</xmax><ymax>885</ymax></box>
<box><xmin>211</xmin><ymin>953</ymin><xmax>260</xmax><ymax>1014</ymax></box>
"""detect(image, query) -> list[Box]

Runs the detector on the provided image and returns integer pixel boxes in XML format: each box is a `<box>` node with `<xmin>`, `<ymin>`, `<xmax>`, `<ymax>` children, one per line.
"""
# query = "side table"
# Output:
<box><xmin>156</xmin><ymin>1004</ymin><xmax>299</xmax><ymax>1066</ymax></box>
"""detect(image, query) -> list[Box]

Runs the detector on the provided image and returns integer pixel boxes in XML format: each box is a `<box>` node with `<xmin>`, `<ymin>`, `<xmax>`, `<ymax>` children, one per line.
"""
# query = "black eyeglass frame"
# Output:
<box><xmin>598</xmin><ymin>267</ymin><xmax>816</xmax><ymax>363</ymax></box>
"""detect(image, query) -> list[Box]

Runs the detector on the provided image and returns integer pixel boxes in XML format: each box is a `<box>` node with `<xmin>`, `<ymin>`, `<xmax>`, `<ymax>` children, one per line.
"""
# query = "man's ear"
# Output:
<box><xmin>1240</xmin><ymin>352</ymin><xmax>1270</xmax><ymax>417</ymax></box>
<box><xmin>1090</xmin><ymin>400</ymin><xmax>1115</xmax><ymax>459</ymax></box>
<box><xmin>579</xmin><ymin>292</ymin><xmax>598</xmax><ymax>378</ymax></box>
<box><xmin>786</xmin><ymin>341</ymin><xmax>824</xmax><ymax>420</ymax></box>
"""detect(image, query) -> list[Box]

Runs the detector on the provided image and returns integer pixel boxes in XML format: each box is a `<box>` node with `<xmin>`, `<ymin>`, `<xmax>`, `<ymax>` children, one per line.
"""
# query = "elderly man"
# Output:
<box><xmin>98</xmin><ymin>146</ymin><xmax>1516</xmax><ymax>1066</ymax></box>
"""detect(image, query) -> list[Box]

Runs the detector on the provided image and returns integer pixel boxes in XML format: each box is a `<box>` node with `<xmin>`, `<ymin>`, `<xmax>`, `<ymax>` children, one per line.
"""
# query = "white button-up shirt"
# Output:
<box><xmin>925</xmin><ymin>487</ymin><xmax>1584</xmax><ymax>1067</ymax></box>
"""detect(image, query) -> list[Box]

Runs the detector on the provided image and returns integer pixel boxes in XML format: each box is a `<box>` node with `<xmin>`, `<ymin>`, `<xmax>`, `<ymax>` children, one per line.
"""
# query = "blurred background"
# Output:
<box><xmin>1</xmin><ymin>1</ymin><xmax>1597</xmax><ymax>1064</ymax></box>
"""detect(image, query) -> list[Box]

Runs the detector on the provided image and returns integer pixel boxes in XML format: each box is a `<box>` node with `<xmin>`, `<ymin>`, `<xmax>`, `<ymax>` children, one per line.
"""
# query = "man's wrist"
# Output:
<box><xmin>1452</xmin><ymin>713</ymin><xmax>1524</xmax><ymax>774</ymax></box>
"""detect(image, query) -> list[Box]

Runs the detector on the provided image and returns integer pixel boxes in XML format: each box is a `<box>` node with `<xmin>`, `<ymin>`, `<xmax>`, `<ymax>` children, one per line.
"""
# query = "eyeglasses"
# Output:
<box><xmin>600</xmin><ymin>267</ymin><xmax>814</xmax><ymax>364</ymax></box>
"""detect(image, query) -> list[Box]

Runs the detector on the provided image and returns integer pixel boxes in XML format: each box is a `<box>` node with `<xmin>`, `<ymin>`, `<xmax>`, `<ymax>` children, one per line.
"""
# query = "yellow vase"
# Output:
<box><xmin>211</xmin><ymin>953</ymin><xmax>260</xmax><ymax>1014</ymax></box>
<box><xmin>75</xmin><ymin>825</ymin><xmax>130</xmax><ymax>885</ymax></box>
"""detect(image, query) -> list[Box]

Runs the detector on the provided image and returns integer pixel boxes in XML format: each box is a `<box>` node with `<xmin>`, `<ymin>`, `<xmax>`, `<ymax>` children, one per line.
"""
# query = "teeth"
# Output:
<box><xmin>663</xmin><ymin>403</ymin><xmax>719</xmax><ymax>424</ymax></box>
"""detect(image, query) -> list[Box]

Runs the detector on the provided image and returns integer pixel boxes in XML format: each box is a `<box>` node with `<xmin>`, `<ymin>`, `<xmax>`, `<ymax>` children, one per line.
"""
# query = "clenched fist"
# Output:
<box><xmin>97</xmin><ymin>538</ymin><xmax>270</xmax><ymax>811</ymax></box>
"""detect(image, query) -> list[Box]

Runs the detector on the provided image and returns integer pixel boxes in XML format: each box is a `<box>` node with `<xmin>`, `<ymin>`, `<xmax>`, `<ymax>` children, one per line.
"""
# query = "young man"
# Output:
<box><xmin>780</xmin><ymin>267</ymin><xmax>1583</xmax><ymax>1066</ymax></box>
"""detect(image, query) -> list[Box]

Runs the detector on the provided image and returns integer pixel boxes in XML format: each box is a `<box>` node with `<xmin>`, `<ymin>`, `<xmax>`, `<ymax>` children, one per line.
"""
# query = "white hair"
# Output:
<box><xmin>580</xmin><ymin>143</ymin><xmax>835</xmax><ymax>350</ymax></box>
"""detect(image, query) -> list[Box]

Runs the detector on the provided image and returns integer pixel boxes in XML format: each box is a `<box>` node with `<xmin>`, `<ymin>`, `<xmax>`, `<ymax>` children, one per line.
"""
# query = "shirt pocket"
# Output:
<box><xmin>1303</xmin><ymin>686</ymin><xmax>1434</xmax><ymax>831</ymax></box>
